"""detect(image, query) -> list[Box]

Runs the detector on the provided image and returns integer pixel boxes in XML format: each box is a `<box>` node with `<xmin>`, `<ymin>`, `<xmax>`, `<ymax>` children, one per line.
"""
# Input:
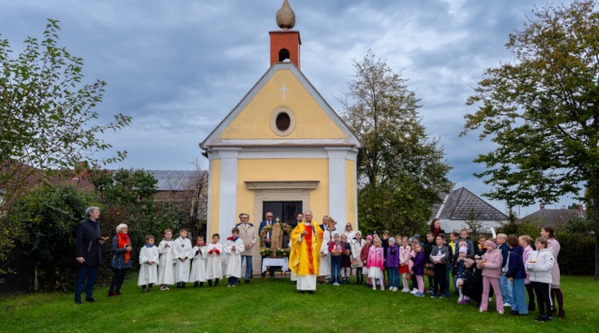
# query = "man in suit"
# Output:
<box><xmin>259</xmin><ymin>211</ymin><xmax>275</xmax><ymax>278</ymax></box>
<box><xmin>74</xmin><ymin>206</ymin><xmax>106</xmax><ymax>304</ymax></box>
<box><xmin>236</xmin><ymin>213</ymin><xmax>257</xmax><ymax>283</ymax></box>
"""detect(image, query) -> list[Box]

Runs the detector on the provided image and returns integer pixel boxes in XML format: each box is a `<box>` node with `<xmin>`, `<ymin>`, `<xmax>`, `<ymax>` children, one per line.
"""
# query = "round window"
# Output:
<box><xmin>276</xmin><ymin>112</ymin><xmax>291</xmax><ymax>132</ymax></box>
<box><xmin>270</xmin><ymin>108</ymin><xmax>295</xmax><ymax>137</ymax></box>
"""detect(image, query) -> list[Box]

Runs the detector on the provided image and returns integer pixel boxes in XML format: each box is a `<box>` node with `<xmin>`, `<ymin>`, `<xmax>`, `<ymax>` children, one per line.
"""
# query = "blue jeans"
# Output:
<box><xmin>388</xmin><ymin>267</ymin><xmax>399</xmax><ymax>288</ymax></box>
<box><xmin>75</xmin><ymin>265</ymin><xmax>99</xmax><ymax>301</ymax></box>
<box><xmin>331</xmin><ymin>256</ymin><xmax>341</xmax><ymax>284</ymax></box>
<box><xmin>511</xmin><ymin>278</ymin><xmax>528</xmax><ymax>314</ymax></box>
<box><xmin>500</xmin><ymin>274</ymin><xmax>513</xmax><ymax>304</ymax></box>
<box><xmin>242</xmin><ymin>255</ymin><xmax>252</xmax><ymax>281</ymax></box>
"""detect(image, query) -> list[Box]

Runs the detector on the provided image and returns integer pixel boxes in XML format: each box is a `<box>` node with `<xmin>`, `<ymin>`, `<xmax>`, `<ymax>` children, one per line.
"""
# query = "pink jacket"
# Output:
<box><xmin>478</xmin><ymin>248</ymin><xmax>503</xmax><ymax>279</ymax></box>
<box><xmin>367</xmin><ymin>246</ymin><xmax>385</xmax><ymax>270</ymax></box>
<box><xmin>522</xmin><ymin>245</ymin><xmax>533</xmax><ymax>284</ymax></box>
<box><xmin>548</xmin><ymin>238</ymin><xmax>561</xmax><ymax>287</ymax></box>
<box><xmin>399</xmin><ymin>245</ymin><xmax>412</xmax><ymax>265</ymax></box>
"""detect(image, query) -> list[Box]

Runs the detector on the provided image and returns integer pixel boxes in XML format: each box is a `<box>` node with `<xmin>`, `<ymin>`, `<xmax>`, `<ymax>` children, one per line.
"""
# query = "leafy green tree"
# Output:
<box><xmin>342</xmin><ymin>51</ymin><xmax>453</xmax><ymax>234</ymax></box>
<box><xmin>0</xmin><ymin>19</ymin><xmax>131</xmax><ymax>269</ymax></box>
<box><xmin>462</xmin><ymin>1</ymin><xmax>599</xmax><ymax>279</ymax></box>
<box><xmin>9</xmin><ymin>184</ymin><xmax>96</xmax><ymax>290</ymax></box>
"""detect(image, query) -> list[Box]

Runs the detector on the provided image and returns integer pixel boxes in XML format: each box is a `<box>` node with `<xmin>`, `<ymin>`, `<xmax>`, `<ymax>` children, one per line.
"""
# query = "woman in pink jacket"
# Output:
<box><xmin>477</xmin><ymin>239</ymin><xmax>504</xmax><ymax>314</ymax></box>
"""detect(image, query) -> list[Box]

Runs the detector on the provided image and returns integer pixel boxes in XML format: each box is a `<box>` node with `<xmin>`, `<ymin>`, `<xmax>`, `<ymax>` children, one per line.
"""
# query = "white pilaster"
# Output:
<box><xmin>216</xmin><ymin>148</ymin><xmax>240</xmax><ymax>239</ymax></box>
<box><xmin>326</xmin><ymin>148</ymin><xmax>348</xmax><ymax>223</ymax></box>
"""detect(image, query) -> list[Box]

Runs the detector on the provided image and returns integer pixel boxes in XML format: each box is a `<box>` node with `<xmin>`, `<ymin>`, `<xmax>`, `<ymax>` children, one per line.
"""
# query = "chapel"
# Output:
<box><xmin>200</xmin><ymin>0</ymin><xmax>361</xmax><ymax>246</ymax></box>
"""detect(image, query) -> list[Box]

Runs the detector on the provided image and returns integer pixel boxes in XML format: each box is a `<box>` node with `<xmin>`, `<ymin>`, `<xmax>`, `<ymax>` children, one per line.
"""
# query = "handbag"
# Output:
<box><xmin>424</xmin><ymin>263</ymin><xmax>434</xmax><ymax>277</ymax></box>
<box><xmin>111</xmin><ymin>254</ymin><xmax>120</xmax><ymax>269</ymax></box>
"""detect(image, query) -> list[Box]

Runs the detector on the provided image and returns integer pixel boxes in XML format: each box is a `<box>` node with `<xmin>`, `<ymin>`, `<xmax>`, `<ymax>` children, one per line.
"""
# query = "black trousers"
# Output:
<box><xmin>533</xmin><ymin>281</ymin><xmax>551</xmax><ymax>316</ymax></box>
<box><xmin>109</xmin><ymin>269</ymin><xmax>127</xmax><ymax>294</ymax></box>
<box><xmin>433</xmin><ymin>263</ymin><xmax>447</xmax><ymax>295</ymax></box>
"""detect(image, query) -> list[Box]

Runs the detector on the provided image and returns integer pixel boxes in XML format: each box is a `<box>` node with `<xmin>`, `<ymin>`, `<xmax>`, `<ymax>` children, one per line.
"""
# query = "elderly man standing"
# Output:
<box><xmin>236</xmin><ymin>213</ymin><xmax>257</xmax><ymax>283</ymax></box>
<box><xmin>289</xmin><ymin>210</ymin><xmax>323</xmax><ymax>294</ymax></box>
<box><xmin>74</xmin><ymin>206</ymin><xmax>106</xmax><ymax>304</ymax></box>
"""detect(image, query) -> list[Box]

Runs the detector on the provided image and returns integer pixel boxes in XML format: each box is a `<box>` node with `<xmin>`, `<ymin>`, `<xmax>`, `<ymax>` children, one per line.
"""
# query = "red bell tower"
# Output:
<box><xmin>270</xmin><ymin>0</ymin><xmax>301</xmax><ymax>69</ymax></box>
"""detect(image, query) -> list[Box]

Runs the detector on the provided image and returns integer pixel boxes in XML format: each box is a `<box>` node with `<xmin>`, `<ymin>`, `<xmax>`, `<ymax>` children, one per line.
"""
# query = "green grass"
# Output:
<box><xmin>0</xmin><ymin>275</ymin><xmax>597</xmax><ymax>332</ymax></box>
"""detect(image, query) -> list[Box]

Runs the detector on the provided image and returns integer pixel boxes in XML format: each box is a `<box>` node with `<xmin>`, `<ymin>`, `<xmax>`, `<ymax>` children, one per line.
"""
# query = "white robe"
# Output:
<box><xmin>173</xmin><ymin>237</ymin><xmax>192</xmax><ymax>283</ymax></box>
<box><xmin>206</xmin><ymin>242</ymin><xmax>224</xmax><ymax>280</ymax></box>
<box><xmin>289</xmin><ymin>240</ymin><xmax>297</xmax><ymax>281</ymax></box>
<box><xmin>190</xmin><ymin>245</ymin><xmax>208</xmax><ymax>282</ymax></box>
<box><xmin>158</xmin><ymin>240</ymin><xmax>176</xmax><ymax>285</ymax></box>
<box><xmin>138</xmin><ymin>245</ymin><xmax>159</xmax><ymax>286</ymax></box>
<box><xmin>318</xmin><ymin>242</ymin><xmax>331</xmax><ymax>277</ymax></box>
<box><xmin>224</xmin><ymin>238</ymin><xmax>245</xmax><ymax>278</ymax></box>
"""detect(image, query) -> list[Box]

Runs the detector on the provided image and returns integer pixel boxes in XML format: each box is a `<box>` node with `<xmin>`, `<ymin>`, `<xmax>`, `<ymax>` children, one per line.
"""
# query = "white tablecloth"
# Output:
<box><xmin>262</xmin><ymin>257</ymin><xmax>289</xmax><ymax>273</ymax></box>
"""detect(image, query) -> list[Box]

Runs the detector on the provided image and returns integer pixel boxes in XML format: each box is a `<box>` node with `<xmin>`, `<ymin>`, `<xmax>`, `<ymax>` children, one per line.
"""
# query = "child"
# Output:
<box><xmin>497</xmin><ymin>233</ymin><xmax>513</xmax><ymax>307</ymax></box>
<box><xmin>329</xmin><ymin>233</ymin><xmax>344</xmax><ymax>286</ymax></box>
<box><xmin>138</xmin><ymin>235</ymin><xmax>159</xmax><ymax>292</ymax></box>
<box><xmin>158</xmin><ymin>229</ymin><xmax>176</xmax><ymax>291</ymax></box>
<box><xmin>430</xmin><ymin>234</ymin><xmax>449</xmax><ymax>299</ymax></box>
<box><xmin>399</xmin><ymin>236</ymin><xmax>412</xmax><ymax>292</ymax></box>
<box><xmin>224</xmin><ymin>227</ymin><xmax>246</xmax><ymax>287</ymax></box>
<box><xmin>506</xmin><ymin>234</ymin><xmax>527</xmax><ymax>316</ymax></box>
<box><xmin>190</xmin><ymin>235</ymin><xmax>207</xmax><ymax>287</ymax></box>
<box><xmin>462</xmin><ymin>258</ymin><xmax>481</xmax><ymax>304</ymax></box>
<box><xmin>206</xmin><ymin>233</ymin><xmax>224</xmax><ymax>287</ymax></box>
<box><xmin>173</xmin><ymin>229</ymin><xmax>192</xmax><ymax>288</ymax></box>
<box><xmin>454</xmin><ymin>246</ymin><xmax>468</xmax><ymax>303</ymax></box>
<box><xmin>526</xmin><ymin>237</ymin><xmax>555</xmax><ymax>322</ymax></box>
<box><xmin>519</xmin><ymin>235</ymin><xmax>536</xmax><ymax>311</ymax></box>
<box><xmin>448</xmin><ymin>232</ymin><xmax>460</xmax><ymax>294</ymax></box>
<box><xmin>477</xmin><ymin>239</ymin><xmax>504</xmax><ymax>314</ymax></box>
<box><xmin>423</xmin><ymin>231</ymin><xmax>435</xmax><ymax>293</ymax></box>
<box><xmin>386</xmin><ymin>237</ymin><xmax>399</xmax><ymax>291</ymax></box>
<box><xmin>318</xmin><ymin>235</ymin><xmax>331</xmax><ymax>284</ymax></box>
<box><xmin>411</xmin><ymin>241</ymin><xmax>426</xmax><ymax>297</ymax></box>
<box><xmin>361</xmin><ymin>235</ymin><xmax>373</xmax><ymax>286</ymax></box>
<box><xmin>340</xmin><ymin>234</ymin><xmax>352</xmax><ymax>284</ymax></box>
<box><xmin>459</xmin><ymin>229</ymin><xmax>475</xmax><ymax>256</ymax></box>
<box><xmin>367</xmin><ymin>237</ymin><xmax>385</xmax><ymax>290</ymax></box>
<box><xmin>350</xmin><ymin>231</ymin><xmax>366</xmax><ymax>285</ymax></box>
<box><xmin>476</xmin><ymin>234</ymin><xmax>487</xmax><ymax>257</ymax></box>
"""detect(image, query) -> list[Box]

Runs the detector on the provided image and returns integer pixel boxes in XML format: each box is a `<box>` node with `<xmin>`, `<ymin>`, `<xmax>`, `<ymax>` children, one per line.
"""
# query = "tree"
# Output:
<box><xmin>462</xmin><ymin>1</ymin><xmax>599</xmax><ymax>279</ymax></box>
<box><xmin>464</xmin><ymin>209</ymin><xmax>483</xmax><ymax>238</ymax></box>
<box><xmin>342</xmin><ymin>51</ymin><xmax>453</xmax><ymax>234</ymax></box>
<box><xmin>0</xmin><ymin>20</ymin><xmax>131</xmax><ymax>269</ymax></box>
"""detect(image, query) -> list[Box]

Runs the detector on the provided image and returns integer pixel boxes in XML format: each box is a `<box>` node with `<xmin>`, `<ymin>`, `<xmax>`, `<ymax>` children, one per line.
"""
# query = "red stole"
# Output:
<box><xmin>304</xmin><ymin>223</ymin><xmax>314</xmax><ymax>275</ymax></box>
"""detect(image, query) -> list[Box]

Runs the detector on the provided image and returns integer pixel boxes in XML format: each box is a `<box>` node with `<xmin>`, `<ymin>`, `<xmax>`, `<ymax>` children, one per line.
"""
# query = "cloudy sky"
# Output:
<box><xmin>1</xmin><ymin>0</ymin><xmax>582</xmax><ymax>216</ymax></box>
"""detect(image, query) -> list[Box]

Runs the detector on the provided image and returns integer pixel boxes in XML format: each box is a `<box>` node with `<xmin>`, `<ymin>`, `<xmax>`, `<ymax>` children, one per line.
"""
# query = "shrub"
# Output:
<box><xmin>555</xmin><ymin>232</ymin><xmax>594</xmax><ymax>276</ymax></box>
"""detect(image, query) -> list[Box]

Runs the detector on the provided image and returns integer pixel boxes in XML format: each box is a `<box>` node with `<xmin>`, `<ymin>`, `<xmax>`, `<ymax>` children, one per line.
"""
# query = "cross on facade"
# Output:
<box><xmin>279</xmin><ymin>82</ymin><xmax>289</xmax><ymax>101</ymax></box>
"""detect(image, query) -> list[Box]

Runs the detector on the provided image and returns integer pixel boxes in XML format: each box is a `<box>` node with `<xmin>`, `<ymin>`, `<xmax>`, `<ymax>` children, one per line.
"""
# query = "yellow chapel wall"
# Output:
<box><xmin>218</xmin><ymin>70</ymin><xmax>346</xmax><ymax>140</ymax></box>
<box><xmin>236</xmin><ymin>158</ymin><xmax>330</xmax><ymax>220</ymax></box>
<box><xmin>208</xmin><ymin>159</ymin><xmax>221</xmax><ymax>237</ymax></box>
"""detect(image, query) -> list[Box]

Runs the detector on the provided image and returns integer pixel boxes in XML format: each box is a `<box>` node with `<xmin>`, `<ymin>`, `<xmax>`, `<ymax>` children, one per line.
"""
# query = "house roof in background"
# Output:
<box><xmin>146</xmin><ymin>170</ymin><xmax>201</xmax><ymax>191</ymax></box>
<box><xmin>432</xmin><ymin>187</ymin><xmax>509</xmax><ymax>221</ymax></box>
<box><xmin>516</xmin><ymin>208</ymin><xmax>585</xmax><ymax>228</ymax></box>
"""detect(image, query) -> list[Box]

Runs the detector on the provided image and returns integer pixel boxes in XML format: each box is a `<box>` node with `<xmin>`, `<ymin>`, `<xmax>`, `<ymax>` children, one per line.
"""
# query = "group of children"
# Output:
<box><xmin>138</xmin><ymin>227</ymin><xmax>246</xmax><ymax>292</ymax></box>
<box><xmin>137</xmin><ymin>223</ymin><xmax>562</xmax><ymax>323</ymax></box>
<box><xmin>318</xmin><ymin>227</ymin><xmax>561</xmax><ymax>323</ymax></box>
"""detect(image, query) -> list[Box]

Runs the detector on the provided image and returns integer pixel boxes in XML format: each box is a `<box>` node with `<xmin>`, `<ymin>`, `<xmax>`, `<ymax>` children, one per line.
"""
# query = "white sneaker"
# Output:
<box><xmin>411</xmin><ymin>288</ymin><xmax>418</xmax><ymax>294</ymax></box>
<box><xmin>503</xmin><ymin>303</ymin><xmax>511</xmax><ymax>307</ymax></box>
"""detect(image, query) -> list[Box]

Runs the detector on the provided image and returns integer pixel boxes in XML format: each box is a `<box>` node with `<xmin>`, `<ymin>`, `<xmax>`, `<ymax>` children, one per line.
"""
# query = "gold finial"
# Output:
<box><xmin>276</xmin><ymin>0</ymin><xmax>295</xmax><ymax>30</ymax></box>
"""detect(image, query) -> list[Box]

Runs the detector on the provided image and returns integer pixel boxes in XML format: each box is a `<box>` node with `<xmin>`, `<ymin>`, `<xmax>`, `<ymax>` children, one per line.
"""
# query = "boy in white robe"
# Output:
<box><xmin>206</xmin><ymin>233</ymin><xmax>224</xmax><ymax>287</ymax></box>
<box><xmin>173</xmin><ymin>229</ymin><xmax>192</xmax><ymax>288</ymax></box>
<box><xmin>224</xmin><ymin>227</ymin><xmax>246</xmax><ymax>287</ymax></box>
<box><xmin>138</xmin><ymin>235</ymin><xmax>159</xmax><ymax>292</ymax></box>
<box><xmin>190</xmin><ymin>235</ymin><xmax>208</xmax><ymax>287</ymax></box>
<box><xmin>158</xmin><ymin>229</ymin><xmax>176</xmax><ymax>290</ymax></box>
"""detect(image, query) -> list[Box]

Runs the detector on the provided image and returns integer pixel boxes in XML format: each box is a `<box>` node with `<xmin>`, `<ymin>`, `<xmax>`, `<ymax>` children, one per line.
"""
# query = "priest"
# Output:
<box><xmin>289</xmin><ymin>210</ymin><xmax>323</xmax><ymax>294</ymax></box>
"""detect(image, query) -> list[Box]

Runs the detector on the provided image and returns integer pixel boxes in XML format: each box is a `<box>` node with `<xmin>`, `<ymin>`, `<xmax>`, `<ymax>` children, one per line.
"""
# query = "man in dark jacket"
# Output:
<box><xmin>74</xmin><ymin>207</ymin><xmax>106</xmax><ymax>304</ymax></box>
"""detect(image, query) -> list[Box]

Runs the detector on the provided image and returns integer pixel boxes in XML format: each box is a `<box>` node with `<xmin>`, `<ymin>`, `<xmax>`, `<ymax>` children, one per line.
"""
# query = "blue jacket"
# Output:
<box><xmin>500</xmin><ymin>243</ymin><xmax>510</xmax><ymax>268</ymax></box>
<box><xmin>75</xmin><ymin>218</ymin><xmax>102</xmax><ymax>267</ymax></box>
<box><xmin>505</xmin><ymin>246</ymin><xmax>526</xmax><ymax>279</ymax></box>
<box><xmin>111</xmin><ymin>236</ymin><xmax>133</xmax><ymax>270</ymax></box>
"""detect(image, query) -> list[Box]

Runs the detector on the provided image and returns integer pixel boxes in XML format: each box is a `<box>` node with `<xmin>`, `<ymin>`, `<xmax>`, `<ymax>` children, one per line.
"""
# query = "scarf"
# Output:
<box><xmin>118</xmin><ymin>232</ymin><xmax>131</xmax><ymax>263</ymax></box>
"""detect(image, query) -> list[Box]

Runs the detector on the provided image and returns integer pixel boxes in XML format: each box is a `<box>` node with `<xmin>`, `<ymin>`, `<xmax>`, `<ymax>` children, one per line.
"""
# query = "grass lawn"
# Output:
<box><xmin>0</xmin><ymin>275</ymin><xmax>597</xmax><ymax>333</ymax></box>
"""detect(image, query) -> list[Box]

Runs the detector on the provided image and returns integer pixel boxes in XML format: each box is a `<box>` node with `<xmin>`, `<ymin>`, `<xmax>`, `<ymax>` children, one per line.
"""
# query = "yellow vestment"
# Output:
<box><xmin>289</xmin><ymin>222</ymin><xmax>323</xmax><ymax>276</ymax></box>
